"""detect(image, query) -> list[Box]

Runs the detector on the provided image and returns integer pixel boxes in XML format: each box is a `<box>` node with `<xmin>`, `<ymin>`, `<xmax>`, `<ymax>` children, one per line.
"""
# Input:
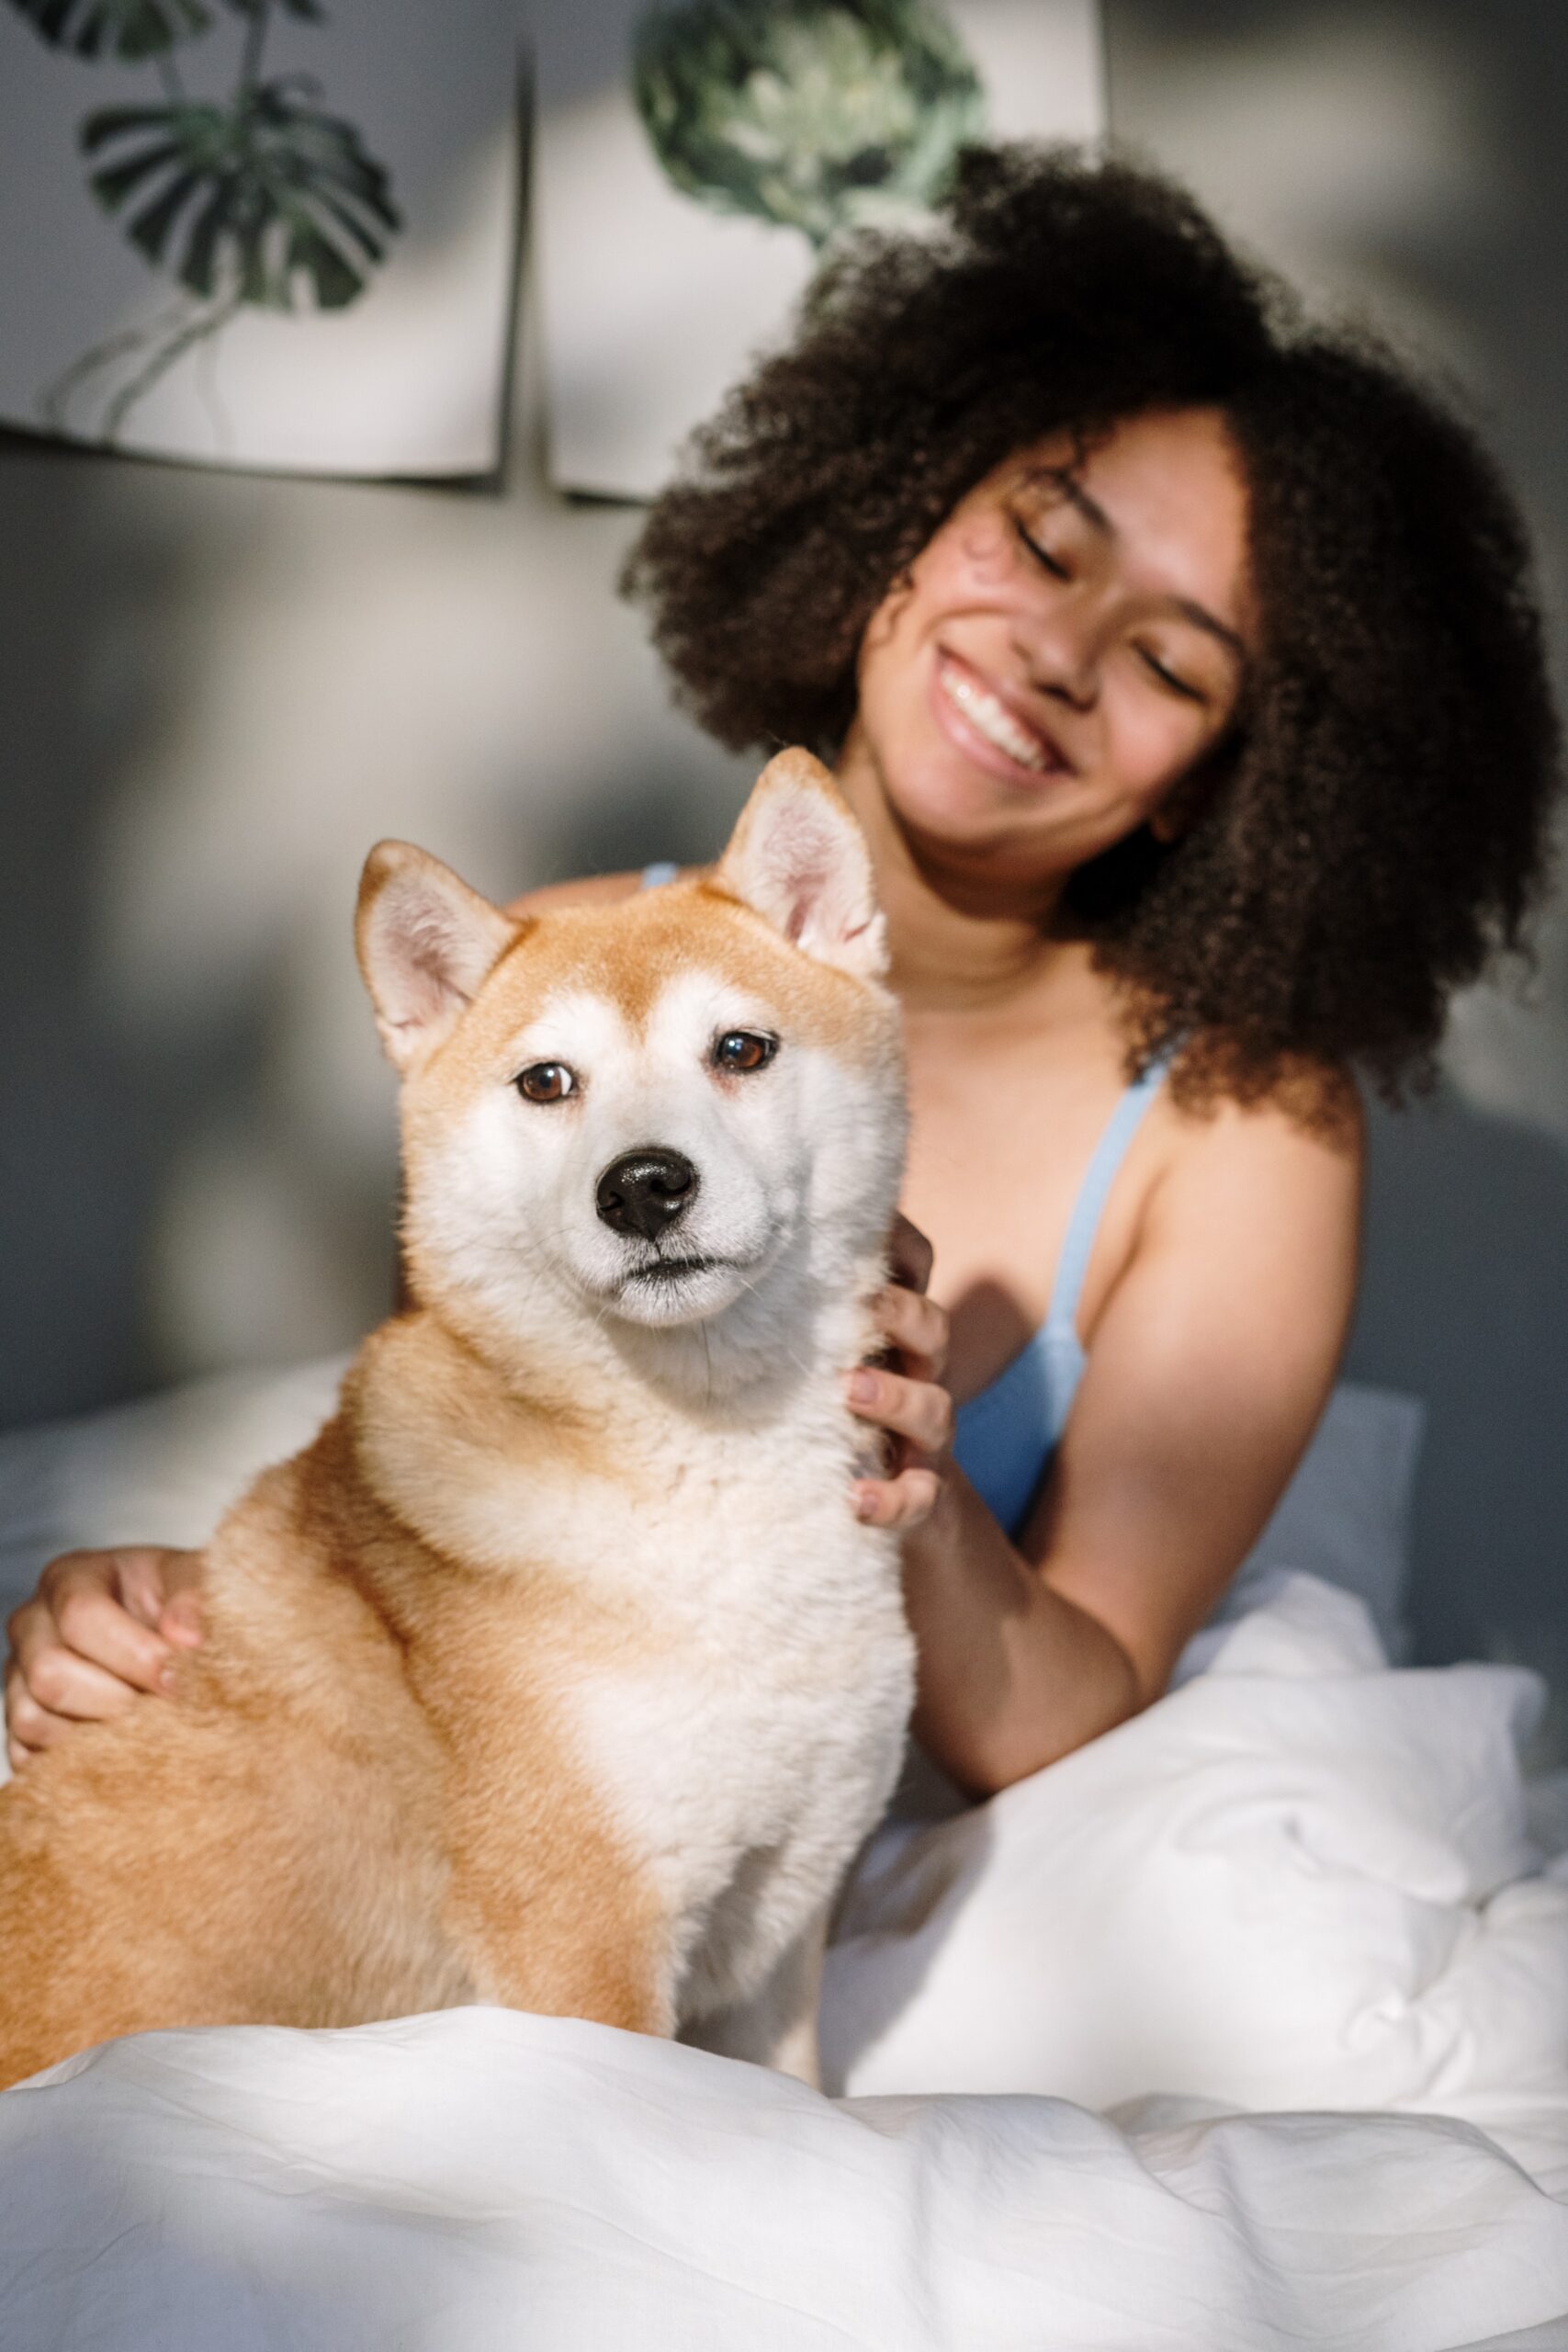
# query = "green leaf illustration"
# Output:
<box><xmin>221</xmin><ymin>0</ymin><xmax>322</xmax><ymax>20</ymax></box>
<box><xmin>81</xmin><ymin>78</ymin><xmax>400</xmax><ymax>309</ymax></box>
<box><xmin>633</xmin><ymin>0</ymin><xmax>987</xmax><ymax>249</ymax></box>
<box><xmin>6</xmin><ymin>0</ymin><xmax>210</xmax><ymax>59</ymax></box>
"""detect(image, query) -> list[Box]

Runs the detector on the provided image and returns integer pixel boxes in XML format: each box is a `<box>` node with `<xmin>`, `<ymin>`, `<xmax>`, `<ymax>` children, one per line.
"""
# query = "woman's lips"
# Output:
<box><xmin>930</xmin><ymin>650</ymin><xmax>1069</xmax><ymax>785</ymax></box>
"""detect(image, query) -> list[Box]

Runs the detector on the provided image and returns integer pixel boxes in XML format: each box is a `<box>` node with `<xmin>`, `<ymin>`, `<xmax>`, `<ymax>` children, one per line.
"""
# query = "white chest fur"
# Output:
<box><xmin>567</xmin><ymin>1442</ymin><xmax>915</xmax><ymax>2022</ymax></box>
<box><xmin>355</xmin><ymin>1319</ymin><xmax>915</xmax><ymax>2025</ymax></box>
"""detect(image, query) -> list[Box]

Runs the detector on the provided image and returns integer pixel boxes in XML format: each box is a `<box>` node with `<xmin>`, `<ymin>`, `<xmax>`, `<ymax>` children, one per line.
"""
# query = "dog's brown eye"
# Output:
<box><xmin>714</xmin><ymin>1031</ymin><xmax>777</xmax><ymax>1075</ymax></box>
<box><xmin>515</xmin><ymin>1063</ymin><xmax>576</xmax><ymax>1103</ymax></box>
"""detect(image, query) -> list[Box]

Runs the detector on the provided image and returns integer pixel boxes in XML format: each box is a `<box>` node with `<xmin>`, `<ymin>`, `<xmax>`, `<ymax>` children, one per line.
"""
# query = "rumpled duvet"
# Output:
<box><xmin>3</xmin><ymin>1572</ymin><xmax>1567</xmax><ymax>2350</ymax></box>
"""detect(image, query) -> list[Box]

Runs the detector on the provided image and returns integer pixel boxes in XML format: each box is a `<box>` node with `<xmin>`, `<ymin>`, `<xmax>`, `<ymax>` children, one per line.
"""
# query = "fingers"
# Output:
<box><xmin>868</xmin><ymin>1283</ymin><xmax>949</xmax><ymax>1382</ymax></box>
<box><xmin>39</xmin><ymin>1554</ymin><xmax>176</xmax><ymax>1694</ymax></box>
<box><xmin>845</xmin><ymin>1363</ymin><xmax>953</xmax><ymax>1455</ymax></box>
<box><xmin>4</xmin><ymin>1638</ymin><xmax>139</xmax><ymax>1770</ymax></box>
<box><xmin>887</xmin><ymin>1212</ymin><xmax>933</xmax><ymax>1296</ymax></box>
<box><xmin>4</xmin><ymin>1657</ymin><xmax>92</xmax><ymax>1763</ymax></box>
<box><xmin>2</xmin><ymin>1544</ymin><xmax>204</xmax><ymax>1767</ymax></box>
<box><xmin>6</xmin><ymin>1595</ymin><xmax>157</xmax><ymax>1723</ymax></box>
<box><xmin>854</xmin><ymin>1233</ymin><xmax>952</xmax><ymax>1532</ymax></box>
<box><xmin>112</xmin><ymin>1545</ymin><xmax>200</xmax><ymax>1636</ymax></box>
<box><xmin>112</xmin><ymin>1546</ymin><xmax>176</xmax><ymax>1631</ymax></box>
<box><xmin>145</xmin><ymin>1552</ymin><xmax>207</xmax><ymax>1648</ymax></box>
<box><xmin>159</xmin><ymin>1589</ymin><xmax>206</xmax><ymax>1647</ymax></box>
<box><xmin>6</xmin><ymin>1668</ymin><xmax>46</xmax><ymax>1770</ymax></box>
<box><xmin>852</xmin><ymin>1465</ymin><xmax>942</xmax><ymax>1530</ymax></box>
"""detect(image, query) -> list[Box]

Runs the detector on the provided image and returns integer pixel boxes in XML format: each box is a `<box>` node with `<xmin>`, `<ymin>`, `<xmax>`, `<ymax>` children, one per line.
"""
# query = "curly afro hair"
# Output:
<box><xmin>624</xmin><ymin>145</ymin><xmax>1561</xmax><ymax>1107</ymax></box>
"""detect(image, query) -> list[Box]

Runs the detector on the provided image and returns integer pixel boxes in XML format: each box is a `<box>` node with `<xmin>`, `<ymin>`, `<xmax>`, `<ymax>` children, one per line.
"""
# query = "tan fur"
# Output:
<box><xmin>0</xmin><ymin>1397</ymin><xmax>672</xmax><ymax>2090</ymax></box>
<box><xmin>0</xmin><ymin>753</ymin><xmax>910</xmax><ymax>2091</ymax></box>
<box><xmin>423</xmin><ymin>884</ymin><xmax>886</xmax><ymax>1085</ymax></box>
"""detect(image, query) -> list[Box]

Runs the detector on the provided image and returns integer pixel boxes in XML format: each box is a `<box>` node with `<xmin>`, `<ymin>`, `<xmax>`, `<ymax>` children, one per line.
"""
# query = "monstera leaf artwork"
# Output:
<box><xmin>532</xmin><ymin>0</ymin><xmax>1102</xmax><ymax>497</ymax></box>
<box><xmin>7</xmin><ymin>0</ymin><xmax>401</xmax><ymax>446</ymax></box>
<box><xmin>632</xmin><ymin>0</ymin><xmax>987</xmax><ymax>249</ymax></box>
<box><xmin>83</xmin><ymin>85</ymin><xmax>397</xmax><ymax>307</ymax></box>
<box><xmin>11</xmin><ymin>0</ymin><xmax>215</xmax><ymax>61</ymax></box>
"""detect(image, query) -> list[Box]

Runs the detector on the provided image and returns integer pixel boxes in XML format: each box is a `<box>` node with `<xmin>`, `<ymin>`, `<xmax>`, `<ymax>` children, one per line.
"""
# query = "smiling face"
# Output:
<box><xmin>846</xmin><ymin>405</ymin><xmax>1254</xmax><ymax>884</ymax></box>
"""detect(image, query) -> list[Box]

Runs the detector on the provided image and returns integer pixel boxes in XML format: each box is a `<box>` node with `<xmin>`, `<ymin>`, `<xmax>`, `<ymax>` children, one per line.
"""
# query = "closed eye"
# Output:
<box><xmin>1012</xmin><ymin>517</ymin><xmax>1070</xmax><ymax>582</ymax></box>
<box><xmin>1136</xmin><ymin>647</ymin><xmax>1206</xmax><ymax>703</ymax></box>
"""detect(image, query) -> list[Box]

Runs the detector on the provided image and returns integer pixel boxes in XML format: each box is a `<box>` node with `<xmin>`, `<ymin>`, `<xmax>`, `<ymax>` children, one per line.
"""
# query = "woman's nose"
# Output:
<box><xmin>1013</xmin><ymin>607</ymin><xmax>1100</xmax><ymax>713</ymax></box>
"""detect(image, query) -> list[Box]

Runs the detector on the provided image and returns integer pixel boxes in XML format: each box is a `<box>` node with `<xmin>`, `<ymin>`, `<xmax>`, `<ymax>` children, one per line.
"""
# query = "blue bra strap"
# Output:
<box><xmin>1045</xmin><ymin>1055</ymin><xmax>1172</xmax><ymax>1340</ymax></box>
<box><xmin>639</xmin><ymin>861</ymin><xmax>681</xmax><ymax>889</ymax></box>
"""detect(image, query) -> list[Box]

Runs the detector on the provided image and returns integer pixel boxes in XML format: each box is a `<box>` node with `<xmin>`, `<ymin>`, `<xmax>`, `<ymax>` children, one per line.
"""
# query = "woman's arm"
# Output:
<box><xmin>854</xmin><ymin>1088</ymin><xmax>1363</xmax><ymax>1795</ymax></box>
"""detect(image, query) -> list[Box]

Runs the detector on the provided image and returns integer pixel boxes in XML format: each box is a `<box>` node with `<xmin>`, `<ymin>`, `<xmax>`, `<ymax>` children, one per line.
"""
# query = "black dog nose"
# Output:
<box><xmin>595</xmin><ymin>1148</ymin><xmax>699</xmax><ymax>1240</ymax></box>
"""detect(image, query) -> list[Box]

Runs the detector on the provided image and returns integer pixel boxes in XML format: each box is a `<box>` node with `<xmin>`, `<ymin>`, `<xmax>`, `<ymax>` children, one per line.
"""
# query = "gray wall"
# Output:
<box><xmin>1110</xmin><ymin>0</ymin><xmax>1568</xmax><ymax>1710</ymax></box>
<box><xmin>0</xmin><ymin>306</ymin><xmax>754</xmax><ymax>1426</ymax></box>
<box><xmin>0</xmin><ymin>2</ymin><xmax>1563</xmax><ymax>1693</ymax></box>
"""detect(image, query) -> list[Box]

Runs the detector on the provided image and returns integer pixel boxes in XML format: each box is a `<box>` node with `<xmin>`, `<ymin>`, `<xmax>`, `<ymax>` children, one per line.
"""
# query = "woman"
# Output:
<box><xmin>5</xmin><ymin>149</ymin><xmax>1558</xmax><ymax>1800</ymax></box>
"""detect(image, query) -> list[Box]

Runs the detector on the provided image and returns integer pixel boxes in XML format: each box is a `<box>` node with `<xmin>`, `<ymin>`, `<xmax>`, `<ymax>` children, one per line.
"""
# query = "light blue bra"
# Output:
<box><xmin>638</xmin><ymin>862</ymin><xmax>1168</xmax><ymax>1538</ymax></box>
<box><xmin>947</xmin><ymin>1057</ymin><xmax>1168</xmax><ymax>1533</ymax></box>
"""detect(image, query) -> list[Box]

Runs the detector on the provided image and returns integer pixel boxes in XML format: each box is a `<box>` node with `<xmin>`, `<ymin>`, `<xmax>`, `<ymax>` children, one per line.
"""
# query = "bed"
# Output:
<box><xmin>1</xmin><ymin>1364</ymin><xmax>1565</xmax><ymax>2350</ymax></box>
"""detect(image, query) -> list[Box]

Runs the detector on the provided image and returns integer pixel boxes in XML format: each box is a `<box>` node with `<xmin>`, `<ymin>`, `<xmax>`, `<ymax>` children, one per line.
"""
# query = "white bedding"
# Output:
<box><xmin>1</xmin><ymin>1373</ymin><xmax>1567</xmax><ymax>2346</ymax></box>
<box><xmin>3</xmin><ymin>1999</ymin><xmax>1567</xmax><ymax>2352</ymax></box>
<box><xmin>826</xmin><ymin>1573</ymin><xmax>1568</xmax><ymax>2122</ymax></box>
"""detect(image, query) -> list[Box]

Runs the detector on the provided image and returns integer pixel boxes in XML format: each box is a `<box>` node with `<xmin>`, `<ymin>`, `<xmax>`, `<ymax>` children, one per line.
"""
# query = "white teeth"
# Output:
<box><xmin>940</xmin><ymin>665</ymin><xmax>1048</xmax><ymax>770</ymax></box>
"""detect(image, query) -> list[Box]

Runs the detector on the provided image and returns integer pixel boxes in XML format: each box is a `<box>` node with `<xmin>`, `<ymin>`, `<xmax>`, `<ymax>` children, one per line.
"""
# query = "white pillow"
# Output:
<box><xmin>1215</xmin><ymin>1378</ymin><xmax>1425</xmax><ymax>1667</ymax></box>
<box><xmin>823</xmin><ymin>1570</ymin><xmax>1568</xmax><ymax>2113</ymax></box>
<box><xmin>0</xmin><ymin>1357</ymin><xmax>351</xmax><ymax>1622</ymax></box>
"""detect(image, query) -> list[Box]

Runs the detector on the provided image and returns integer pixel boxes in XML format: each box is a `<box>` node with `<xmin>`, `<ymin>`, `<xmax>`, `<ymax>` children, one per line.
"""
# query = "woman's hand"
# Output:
<box><xmin>4</xmin><ymin>1548</ymin><xmax>205</xmax><ymax>1773</ymax></box>
<box><xmin>846</xmin><ymin>1213</ymin><xmax>953</xmax><ymax>1531</ymax></box>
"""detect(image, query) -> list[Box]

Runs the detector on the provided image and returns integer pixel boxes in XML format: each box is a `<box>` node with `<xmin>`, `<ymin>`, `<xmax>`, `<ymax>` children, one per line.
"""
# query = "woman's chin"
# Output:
<box><xmin>843</xmin><ymin>714</ymin><xmax>1095</xmax><ymax>880</ymax></box>
<box><xmin>888</xmin><ymin>749</ymin><xmax>1065</xmax><ymax>852</ymax></box>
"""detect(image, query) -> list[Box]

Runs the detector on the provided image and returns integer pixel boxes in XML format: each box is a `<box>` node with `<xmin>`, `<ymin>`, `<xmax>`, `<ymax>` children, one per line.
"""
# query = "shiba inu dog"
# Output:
<box><xmin>0</xmin><ymin>750</ymin><xmax>914</xmax><ymax>2092</ymax></box>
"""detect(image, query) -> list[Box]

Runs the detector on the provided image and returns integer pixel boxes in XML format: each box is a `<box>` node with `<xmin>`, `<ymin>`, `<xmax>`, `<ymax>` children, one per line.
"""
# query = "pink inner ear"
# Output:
<box><xmin>406</xmin><ymin>906</ymin><xmax>462</xmax><ymax>989</ymax></box>
<box><xmin>769</xmin><ymin>806</ymin><xmax>840</xmax><ymax>944</ymax></box>
<box><xmin>378</xmin><ymin>887</ymin><xmax>488</xmax><ymax>1032</ymax></box>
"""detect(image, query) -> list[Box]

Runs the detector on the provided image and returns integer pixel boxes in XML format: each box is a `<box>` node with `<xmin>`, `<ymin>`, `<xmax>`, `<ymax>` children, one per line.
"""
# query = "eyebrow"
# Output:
<box><xmin>1031</xmin><ymin>466</ymin><xmax>1249</xmax><ymax>667</ymax></box>
<box><xmin>1168</xmin><ymin>594</ymin><xmax>1247</xmax><ymax>665</ymax></box>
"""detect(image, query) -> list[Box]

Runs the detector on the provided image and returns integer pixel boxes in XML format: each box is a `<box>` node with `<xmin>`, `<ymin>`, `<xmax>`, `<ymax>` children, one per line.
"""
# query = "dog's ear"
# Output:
<box><xmin>356</xmin><ymin>842</ymin><xmax>519</xmax><ymax>1072</ymax></box>
<box><xmin>714</xmin><ymin>749</ymin><xmax>886</xmax><ymax>980</ymax></box>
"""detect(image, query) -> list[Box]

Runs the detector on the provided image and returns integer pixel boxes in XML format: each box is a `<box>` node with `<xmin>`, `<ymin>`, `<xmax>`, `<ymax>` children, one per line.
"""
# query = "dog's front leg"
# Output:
<box><xmin>444</xmin><ymin>1822</ymin><xmax>679</xmax><ymax>2037</ymax></box>
<box><xmin>436</xmin><ymin>1734</ymin><xmax>679</xmax><ymax>2039</ymax></box>
<box><xmin>416</xmin><ymin>1624</ymin><xmax>680</xmax><ymax>2038</ymax></box>
<box><xmin>682</xmin><ymin>1905</ymin><xmax>829</xmax><ymax>2086</ymax></box>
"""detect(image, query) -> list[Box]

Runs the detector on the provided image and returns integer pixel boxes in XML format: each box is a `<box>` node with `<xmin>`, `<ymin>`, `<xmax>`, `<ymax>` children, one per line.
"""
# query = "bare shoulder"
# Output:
<box><xmin>1142</xmin><ymin>1061</ymin><xmax>1364</xmax><ymax>1308</ymax></box>
<box><xmin>1161</xmin><ymin>1061</ymin><xmax>1364</xmax><ymax>1200</ymax></box>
